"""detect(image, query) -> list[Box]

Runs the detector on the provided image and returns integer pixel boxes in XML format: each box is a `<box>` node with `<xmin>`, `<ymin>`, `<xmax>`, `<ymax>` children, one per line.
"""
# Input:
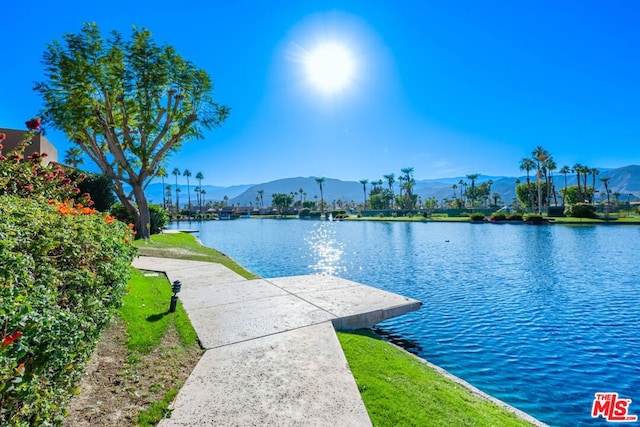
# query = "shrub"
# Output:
<box><xmin>507</xmin><ymin>214</ymin><xmax>523</xmax><ymax>221</ymax></box>
<box><xmin>490</xmin><ymin>212</ymin><xmax>507</xmax><ymax>221</ymax></box>
<box><xmin>298</xmin><ymin>208</ymin><xmax>311</xmax><ymax>218</ymax></box>
<box><xmin>0</xmin><ymin>196</ymin><xmax>136</xmax><ymax>425</ymax></box>
<box><xmin>111</xmin><ymin>202</ymin><xmax>168</xmax><ymax>234</ymax></box>
<box><xmin>564</xmin><ymin>203</ymin><xmax>598</xmax><ymax>219</ymax></box>
<box><xmin>0</xmin><ymin>132</ymin><xmax>84</xmax><ymax>203</ymax></box>
<box><xmin>524</xmin><ymin>214</ymin><xmax>545</xmax><ymax>224</ymax></box>
<box><xmin>72</xmin><ymin>172</ymin><xmax>116</xmax><ymax>212</ymax></box>
<box><xmin>469</xmin><ymin>212</ymin><xmax>486</xmax><ymax>221</ymax></box>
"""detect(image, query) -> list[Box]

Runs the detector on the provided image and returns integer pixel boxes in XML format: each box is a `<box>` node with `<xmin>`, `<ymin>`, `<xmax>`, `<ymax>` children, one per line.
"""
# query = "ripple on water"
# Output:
<box><xmin>171</xmin><ymin>220</ymin><xmax>640</xmax><ymax>427</ymax></box>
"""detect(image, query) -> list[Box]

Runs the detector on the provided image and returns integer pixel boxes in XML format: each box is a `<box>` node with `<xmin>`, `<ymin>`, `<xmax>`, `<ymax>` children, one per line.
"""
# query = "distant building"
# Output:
<box><xmin>0</xmin><ymin>127</ymin><xmax>58</xmax><ymax>165</ymax></box>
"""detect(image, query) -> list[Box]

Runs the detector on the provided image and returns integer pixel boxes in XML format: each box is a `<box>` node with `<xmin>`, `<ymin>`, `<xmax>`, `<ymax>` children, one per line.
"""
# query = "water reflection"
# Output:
<box><xmin>305</xmin><ymin>222</ymin><xmax>346</xmax><ymax>276</ymax></box>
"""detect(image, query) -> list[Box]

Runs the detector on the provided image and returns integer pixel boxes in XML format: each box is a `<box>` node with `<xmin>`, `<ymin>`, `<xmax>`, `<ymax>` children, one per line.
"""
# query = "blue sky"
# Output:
<box><xmin>2</xmin><ymin>1</ymin><xmax>639</xmax><ymax>186</ymax></box>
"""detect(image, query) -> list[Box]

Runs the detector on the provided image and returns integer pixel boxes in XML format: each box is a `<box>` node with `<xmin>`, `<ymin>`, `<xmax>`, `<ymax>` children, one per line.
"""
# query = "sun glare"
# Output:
<box><xmin>304</xmin><ymin>42</ymin><xmax>355</xmax><ymax>94</ymax></box>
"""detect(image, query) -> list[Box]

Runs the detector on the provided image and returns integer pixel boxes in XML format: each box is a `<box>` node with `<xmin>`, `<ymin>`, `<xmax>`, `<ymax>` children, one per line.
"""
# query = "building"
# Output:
<box><xmin>0</xmin><ymin>127</ymin><xmax>58</xmax><ymax>165</ymax></box>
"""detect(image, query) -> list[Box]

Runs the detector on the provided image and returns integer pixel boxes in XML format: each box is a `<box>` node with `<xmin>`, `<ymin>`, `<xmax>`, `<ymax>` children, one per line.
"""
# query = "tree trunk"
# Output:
<box><xmin>133</xmin><ymin>183</ymin><xmax>152</xmax><ymax>240</ymax></box>
<box><xmin>113</xmin><ymin>181</ymin><xmax>151</xmax><ymax>240</ymax></box>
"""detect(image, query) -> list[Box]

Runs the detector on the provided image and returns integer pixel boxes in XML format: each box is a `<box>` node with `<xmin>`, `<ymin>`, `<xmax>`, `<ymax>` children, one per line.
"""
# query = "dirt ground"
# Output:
<box><xmin>63</xmin><ymin>318</ymin><xmax>202</xmax><ymax>426</ymax></box>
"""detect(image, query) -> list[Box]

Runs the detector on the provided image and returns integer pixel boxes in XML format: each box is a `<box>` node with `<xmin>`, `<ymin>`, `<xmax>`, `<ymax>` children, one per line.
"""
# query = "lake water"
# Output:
<box><xmin>168</xmin><ymin>219</ymin><xmax>640</xmax><ymax>427</ymax></box>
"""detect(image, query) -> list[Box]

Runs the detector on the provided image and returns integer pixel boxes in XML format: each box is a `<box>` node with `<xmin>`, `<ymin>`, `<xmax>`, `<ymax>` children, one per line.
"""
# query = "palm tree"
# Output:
<box><xmin>257</xmin><ymin>190</ymin><xmax>264</xmax><ymax>207</ymax></box>
<box><xmin>200</xmin><ymin>189</ymin><xmax>206</xmax><ymax>209</ymax></box>
<box><xmin>531</xmin><ymin>146</ymin><xmax>549</xmax><ymax>214</ymax></box>
<box><xmin>572</xmin><ymin>163</ymin><xmax>583</xmax><ymax>201</ymax></box>
<box><xmin>157</xmin><ymin>166</ymin><xmax>167</xmax><ymax>210</ymax></box>
<box><xmin>384</xmin><ymin>173</ymin><xmax>395</xmax><ymax>207</ymax></box>
<box><xmin>400</xmin><ymin>167</ymin><xmax>415</xmax><ymax>210</ymax></box>
<box><xmin>590</xmin><ymin>168</ymin><xmax>599</xmax><ymax>204</ymax></box>
<box><xmin>600</xmin><ymin>177</ymin><xmax>611</xmax><ymax>205</ymax></box>
<box><xmin>299</xmin><ymin>188</ymin><xmax>304</xmax><ymax>205</ymax></box>
<box><xmin>194</xmin><ymin>186</ymin><xmax>201</xmax><ymax>211</ymax></box>
<box><xmin>172</xmin><ymin>167</ymin><xmax>181</xmax><ymax>212</ymax></box>
<box><xmin>543</xmin><ymin>157</ymin><xmax>557</xmax><ymax>206</ymax></box>
<box><xmin>196</xmin><ymin>172</ymin><xmax>204</xmax><ymax>212</ymax></box>
<box><xmin>465</xmin><ymin>173</ymin><xmax>480</xmax><ymax>208</ymax></box>
<box><xmin>359</xmin><ymin>179</ymin><xmax>368</xmax><ymax>209</ymax></box>
<box><xmin>580</xmin><ymin>165</ymin><xmax>591</xmax><ymax>200</ymax></box>
<box><xmin>458</xmin><ymin>179</ymin><xmax>466</xmax><ymax>206</ymax></box>
<box><xmin>559</xmin><ymin>165</ymin><xmax>571</xmax><ymax>205</ymax></box>
<box><xmin>315</xmin><ymin>177</ymin><xmax>325</xmax><ymax>213</ymax></box>
<box><xmin>519</xmin><ymin>158</ymin><xmax>535</xmax><ymax>211</ymax></box>
<box><xmin>165</xmin><ymin>184</ymin><xmax>172</xmax><ymax>210</ymax></box>
<box><xmin>183</xmin><ymin>169</ymin><xmax>192</xmax><ymax>215</ymax></box>
<box><xmin>64</xmin><ymin>147</ymin><xmax>84</xmax><ymax>168</ymax></box>
<box><xmin>452</xmin><ymin>184</ymin><xmax>457</xmax><ymax>201</ymax></box>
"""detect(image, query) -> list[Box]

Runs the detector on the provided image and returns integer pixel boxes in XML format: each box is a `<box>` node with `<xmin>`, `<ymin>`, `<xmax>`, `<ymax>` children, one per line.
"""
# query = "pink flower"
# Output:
<box><xmin>0</xmin><ymin>133</ymin><xmax>6</xmax><ymax>141</ymax></box>
<box><xmin>25</xmin><ymin>117</ymin><xmax>41</xmax><ymax>131</ymax></box>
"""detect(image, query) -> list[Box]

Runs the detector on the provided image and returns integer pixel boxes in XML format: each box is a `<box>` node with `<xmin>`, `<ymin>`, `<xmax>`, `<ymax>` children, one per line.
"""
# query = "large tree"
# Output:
<box><xmin>35</xmin><ymin>23</ymin><xmax>229</xmax><ymax>239</ymax></box>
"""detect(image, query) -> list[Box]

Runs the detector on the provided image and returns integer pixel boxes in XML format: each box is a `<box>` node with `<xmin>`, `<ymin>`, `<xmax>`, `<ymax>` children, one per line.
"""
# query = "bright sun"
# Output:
<box><xmin>304</xmin><ymin>43</ymin><xmax>355</xmax><ymax>94</ymax></box>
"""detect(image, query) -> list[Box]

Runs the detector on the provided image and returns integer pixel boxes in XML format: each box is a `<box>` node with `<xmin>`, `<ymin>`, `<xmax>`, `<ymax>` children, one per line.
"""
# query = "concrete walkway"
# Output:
<box><xmin>132</xmin><ymin>256</ymin><xmax>422</xmax><ymax>426</ymax></box>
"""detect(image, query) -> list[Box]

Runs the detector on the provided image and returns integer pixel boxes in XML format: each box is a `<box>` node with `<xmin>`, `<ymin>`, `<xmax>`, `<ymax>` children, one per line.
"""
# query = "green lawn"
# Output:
<box><xmin>346</xmin><ymin>216</ymin><xmax>470</xmax><ymax>222</ymax></box>
<box><xmin>338</xmin><ymin>330</ymin><xmax>534</xmax><ymax>426</ymax></box>
<box><xmin>134</xmin><ymin>232</ymin><xmax>259</xmax><ymax>279</ymax></box>
<box><xmin>118</xmin><ymin>268</ymin><xmax>202</xmax><ymax>426</ymax></box>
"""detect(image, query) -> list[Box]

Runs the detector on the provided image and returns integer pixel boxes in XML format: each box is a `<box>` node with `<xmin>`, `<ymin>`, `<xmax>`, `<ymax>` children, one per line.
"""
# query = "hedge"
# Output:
<box><xmin>0</xmin><ymin>196</ymin><xmax>137</xmax><ymax>425</ymax></box>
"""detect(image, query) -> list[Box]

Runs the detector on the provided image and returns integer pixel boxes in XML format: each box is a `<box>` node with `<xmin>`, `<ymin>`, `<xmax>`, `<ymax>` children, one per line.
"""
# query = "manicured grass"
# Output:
<box><xmin>346</xmin><ymin>216</ymin><xmax>471</xmax><ymax>222</ymax></box>
<box><xmin>118</xmin><ymin>267</ymin><xmax>202</xmax><ymax>426</ymax></box>
<box><xmin>134</xmin><ymin>232</ymin><xmax>259</xmax><ymax>279</ymax></box>
<box><xmin>119</xmin><ymin>269</ymin><xmax>197</xmax><ymax>353</ymax></box>
<box><xmin>337</xmin><ymin>330</ymin><xmax>534</xmax><ymax>427</ymax></box>
<box><xmin>551</xmin><ymin>216</ymin><xmax>640</xmax><ymax>224</ymax></box>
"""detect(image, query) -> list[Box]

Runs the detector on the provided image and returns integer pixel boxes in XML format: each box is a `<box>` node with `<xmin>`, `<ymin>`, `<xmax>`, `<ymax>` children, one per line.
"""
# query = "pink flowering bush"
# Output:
<box><xmin>0</xmin><ymin>125</ymin><xmax>136</xmax><ymax>425</ymax></box>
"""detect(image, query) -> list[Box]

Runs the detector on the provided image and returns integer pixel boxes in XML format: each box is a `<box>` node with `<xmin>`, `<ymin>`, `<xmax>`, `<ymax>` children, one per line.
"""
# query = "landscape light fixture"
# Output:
<box><xmin>169</xmin><ymin>280</ymin><xmax>182</xmax><ymax>313</ymax></box>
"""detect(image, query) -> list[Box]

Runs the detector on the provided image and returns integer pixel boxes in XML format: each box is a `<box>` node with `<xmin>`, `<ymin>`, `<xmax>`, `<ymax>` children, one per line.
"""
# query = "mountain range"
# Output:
<box><xmin>145</xmin><ymin>165</ymin><xmax>640</xmax><ymax>208</ymax></box>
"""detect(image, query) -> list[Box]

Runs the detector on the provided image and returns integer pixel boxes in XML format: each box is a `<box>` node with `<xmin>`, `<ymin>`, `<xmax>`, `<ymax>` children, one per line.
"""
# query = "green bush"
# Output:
<box><xmin>111</xmin><ymin>202</ymin><xmax>168</xmax><ymax>234</ymax></box>
<box><xmin>298</xmin><ymin>208</ymin><xmax>311</xmax><ymax>218</ymax></box>
<box><xmin>0</xmin><ymin>196</ymin><xmax>136</xmax><ymax>426</ymax></box>
<box><xmin>523</xmin><ymin>214</ymin><xmax>545</xmax><ymax>224</ymax></box>
<box><xmin>507</xmin><ymin>214</ymin><xmax>523</xmax><ymax>221</ymax></box>
<box><xmin>469</xmin><ymin>212</ymin><xmax>486</xmax><ymax>221</ymax></box>
<box><xmin>490</xmin><ymin>212</ymin><xmax>507</xmax><ymax>221</ymax></box>
<box><xmin>0</xmin><ymin>133</ymin><xmax>84</xmax><ymax>203</ymax></box>
<box><xmin>564</xmin><ymin>203</ymin><xmax>598</xmax><ymax>218</ymax></box>
<box><xmin>72</xmin><ymin>172</ymin><xmax>116</xmax><ymax>212</ymax></box>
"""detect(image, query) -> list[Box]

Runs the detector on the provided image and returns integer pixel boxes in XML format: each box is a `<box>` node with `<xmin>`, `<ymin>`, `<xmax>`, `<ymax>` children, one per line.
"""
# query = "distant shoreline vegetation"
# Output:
<box><xmin>149</xmin><ymin>164</ymin><xmax>638</xmax><ymax>222</ymax></box>
<box><xmin>148</xmin><ymin>155</ymin><xmax>639</xmax><ymax>235</ymax></box>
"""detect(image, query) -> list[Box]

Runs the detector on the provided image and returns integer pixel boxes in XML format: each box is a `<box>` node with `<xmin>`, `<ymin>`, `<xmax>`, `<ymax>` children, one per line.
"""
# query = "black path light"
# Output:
<box><xmin>169</xmin><ymin>280</ymin><xmax>182</xmax><ymax>313</ymax></box>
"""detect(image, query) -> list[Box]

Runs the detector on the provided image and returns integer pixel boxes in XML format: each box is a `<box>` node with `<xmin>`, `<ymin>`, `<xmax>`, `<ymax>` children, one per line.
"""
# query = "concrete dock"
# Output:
<box><xmin>132</xmin><ymin>256</ymin><xmax>422</xmax><ymax>426</ymax></box>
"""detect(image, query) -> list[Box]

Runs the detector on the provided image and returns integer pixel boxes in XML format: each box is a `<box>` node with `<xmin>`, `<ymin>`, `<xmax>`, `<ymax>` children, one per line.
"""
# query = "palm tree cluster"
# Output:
<box><xmin>518</xmin><ymin>146</ymin><xmax>558</xmax><ymax>213</ymax></box>
<box><xmin>159</xmin><ymin>167</ymin><xmax>207</xmax><ymax>215</ymax></box>
<box><xmin>518</xmin><ymin>147</ymin><xmax>606</xmax><ymax>213</ymax></box>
